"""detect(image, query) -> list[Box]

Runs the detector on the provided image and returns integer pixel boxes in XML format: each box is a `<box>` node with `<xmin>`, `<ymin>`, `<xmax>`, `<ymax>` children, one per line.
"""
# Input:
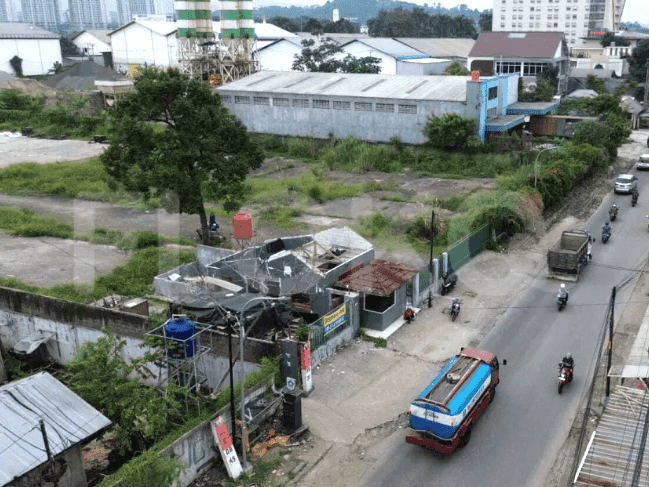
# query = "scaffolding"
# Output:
<box><xmin>218</xmin><ymin>36</ymin><xmax>259</xmax><ymax>84</ymax></box>
<box><xmin>177</xmin><ymin>35</ymin><xmax>220</xmax><ymax>81</ymax></box>
<box><xmin>148</xmin><ymin>315</ymin><xmax>211</xmax><ymax>393</ymax></box>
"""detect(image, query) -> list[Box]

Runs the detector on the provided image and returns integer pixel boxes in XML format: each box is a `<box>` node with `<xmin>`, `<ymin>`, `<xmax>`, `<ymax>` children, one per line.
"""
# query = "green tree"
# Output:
<box><xmin>322</xmin><ymin>19</ymin><xmax>360</xmax><ymax>33</ymax></box>
<box><xmin>368</xmin><ymin>8</ymin><xmax>478</xmax><ymax>38</ymax></box>
<box><xmin>60</xmin><ymin>37</ymin><xmax>82</xmax><ymax>57</ymax></box>
<box><xmin>600</xmin><ymin>32</ymin><xmax>630</xmax><ymax>48</ymax></box>
<box><xmin>423</xmin><ymin>113</ymin><xmax>476</xmax><ymax>149</ymax></box>
<box><xmin>304</xmin><ymin>18</ymin><xmax>323</xmax><ymax>33</ymax></box>
<box><xmin>445</xmin><ymin>61</ymin><xmax>470</xmax><ymax>75</ymax></box>
<box><xmin>268</xmin><ymin>16</ymin><xmax>300</xmax><ymax>33</ymax></box>
<box><xmin>101</xmin><ymin>67</ymin><xmax>264</xmax><ymax>245</ymax></box>
<box><xmin>628</xmin><ymin>39</ymin><xmax>649</xmax><ymax>100</ymax></box>
<box><xmin>587</xmin><ymin>74</ymin><xmax>606</xmax><ymax>94</ymax></box>
<box><xmin>518</xmin><ymin>78</ymin><xmax>555</xmax><ymax>102</ymax></box>
<box><xmin>479</xmin><ymin>10</ymin><xmax>492</xmax><ymax>32</ymax></box>
<box><xmin>292</xmin><ymin>39</ymin><xmax>381</xmax><ymax>73</ymax></box>
<box><xmin>571</xmin><ymin>120</ymin><xmax>617</xmax><ymax>159</ymax></box>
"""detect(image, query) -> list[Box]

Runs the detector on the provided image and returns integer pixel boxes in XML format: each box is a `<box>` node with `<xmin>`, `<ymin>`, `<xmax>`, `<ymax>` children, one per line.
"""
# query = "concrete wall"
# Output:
<box><xmin>0</xmin><ymin>38</ymin><xmax>63</xmax><ymax>76</ymax></box>
<box><xmin>361</xmin><ymin>284</ymin><xmax>407</xmax><ymax>331</ymax></box>
<box><xmin>11</xmin><ymin>445</ymin><xmax>86</xmax><ymax>487</ymax></box>
<box><xmin>396</xmin><ymin>59</ymin><xmax>451</xmax><ymax>75</ymax></box>
<box><xmin>0</xmin><ymin>287</ymin><xmax>274</xmax><ymax>389</ymax></box>
<box><xmin>219</xmin><ymin>92</ymin><xmax>467</xmax><ymax>145</ymax></box>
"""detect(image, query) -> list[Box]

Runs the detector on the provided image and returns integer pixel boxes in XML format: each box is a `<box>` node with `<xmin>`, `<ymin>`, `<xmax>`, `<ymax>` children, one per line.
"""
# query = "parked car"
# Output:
<box><xmin>638</xmin><ymin>150</ymin><xmax>649</xmax><ymax>170</ymax></box>
<box><xmin>614</xmin><ymin>174</ymin><xmax>638</xmax><ymax>194</ymax></box>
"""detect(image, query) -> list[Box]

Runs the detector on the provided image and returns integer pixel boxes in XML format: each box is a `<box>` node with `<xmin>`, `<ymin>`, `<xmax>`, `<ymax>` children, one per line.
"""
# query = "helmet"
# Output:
<box><xmin>605</xmin><ymin>222</ymin><xmax>610</xmax><ymax>226</ymax></box>
<box><xmin>566</xmin><ymin>353</ymin><xmax>572</xmax><ymax>360</ymax></box>
<box><xmin>560</xmin><ymin>284</ymin><xmax>566</xmax><ymax>290</ymax></box>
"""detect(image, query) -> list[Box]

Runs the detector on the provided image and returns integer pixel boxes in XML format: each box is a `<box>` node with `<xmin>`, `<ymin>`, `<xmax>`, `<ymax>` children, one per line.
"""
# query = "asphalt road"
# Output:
<box><xmin>359</xmin><ymin>168</ymin><xmax>648</xmax><ymax>487</ymax></box>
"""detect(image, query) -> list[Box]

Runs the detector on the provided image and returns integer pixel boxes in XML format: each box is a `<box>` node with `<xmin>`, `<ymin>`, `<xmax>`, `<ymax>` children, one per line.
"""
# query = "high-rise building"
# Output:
<box><xmin>492</xmin><ymin>0</ymin><xmax>626</xmax><ymax>49</ymax></box>
<box><xmin>0</xmin><ymin>0</ymin><xmax>9</xmax><ymax>22</ymax></box>
<box><xmin>20</xmin><ymin>0</ymin><xmax>61</xmax><ymax>30</ymax></box>
<box><xmin>69</xmin><ymin>0</ymin><xmax>108</xmax><ymax>30</ymax></box>
<box><xmin>116</xmin><ymin>0</ymin><xmax>156</xmax><ymax>25</ymax></box>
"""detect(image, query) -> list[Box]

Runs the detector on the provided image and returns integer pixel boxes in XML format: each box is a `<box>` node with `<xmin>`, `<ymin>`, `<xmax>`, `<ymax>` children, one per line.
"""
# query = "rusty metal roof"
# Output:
<box><xmin>337</xmin><ymin>260</ymin><xmax>419</xmax><ymax>296</ymax></box>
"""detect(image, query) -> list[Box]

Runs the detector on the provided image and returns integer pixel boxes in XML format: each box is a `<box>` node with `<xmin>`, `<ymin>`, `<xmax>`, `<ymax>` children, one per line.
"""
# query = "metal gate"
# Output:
<box><xmin>439</xmin><ymin>224</ymin><xmax>491</xmax><ymax>277</ymax></box>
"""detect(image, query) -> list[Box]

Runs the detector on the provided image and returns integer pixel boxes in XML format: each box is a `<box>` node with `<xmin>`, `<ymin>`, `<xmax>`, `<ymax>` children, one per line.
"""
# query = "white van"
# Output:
<box><xmin>638</xmin><ymin>149</ymin><xmax>649</xmax><ymax>170</ymax></box>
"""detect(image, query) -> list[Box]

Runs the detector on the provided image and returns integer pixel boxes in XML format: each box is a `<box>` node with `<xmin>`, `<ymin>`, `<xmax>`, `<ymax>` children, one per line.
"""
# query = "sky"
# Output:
<box><xmin>9</xmin><ymin>0</ymin><xmax>649</xmax><ymax>26</ymax></box>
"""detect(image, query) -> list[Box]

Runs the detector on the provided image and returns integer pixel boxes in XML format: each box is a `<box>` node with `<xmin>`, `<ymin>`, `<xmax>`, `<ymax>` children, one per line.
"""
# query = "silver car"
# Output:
<box><xmin>614</xmin><ymin>173</ymin><xmax>638</xmax><ymax>194</ymax></box>
<box><xmin>638</xmin><ymin>150</ymin><xmax>649</xmax><ymax>170</ymax></box>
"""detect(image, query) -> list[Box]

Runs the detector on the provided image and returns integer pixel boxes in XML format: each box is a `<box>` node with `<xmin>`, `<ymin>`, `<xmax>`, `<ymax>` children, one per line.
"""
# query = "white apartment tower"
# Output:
<box><xmin>20</xmin><ymin>0</ymin><xmax>61</xmax><ymax>29</ymax></box>
<box><xmin>69</xmin><ymin>0</ymin><xmax>108</xmax><ymax>29</ymax></box>
<box><xmin>116</xmin><ymin>0</ymin><xmax>157</xmax><ymax>24</ymax></box>
<box><xmin>492</xmin><ymin>0</ymin><xmax>626</xmax><ymax>48</ymax></box>
<box><xmin>0</xmin><ymin>0</ymin><xmax>8</xmax><ymax>22</ymax></box>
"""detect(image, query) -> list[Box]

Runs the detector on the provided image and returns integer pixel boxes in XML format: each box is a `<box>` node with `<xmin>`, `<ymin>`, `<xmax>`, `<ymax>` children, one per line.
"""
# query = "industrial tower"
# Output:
<box><xmin>218</xmin><ymin>0</ymin><xmax>258</xmax><ymax>83</ymax></box>
<box><xmin>175</xmin><ymin>0</ymin><xmax>219</xmax><ymax>80</ymax></box>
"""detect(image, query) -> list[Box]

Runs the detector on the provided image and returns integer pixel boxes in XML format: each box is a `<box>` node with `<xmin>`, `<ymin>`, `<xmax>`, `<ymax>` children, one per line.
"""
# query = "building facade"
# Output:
<box><xmin>0</xmin><ymin>0</ymin><xmax>8</xmax><ymax>22</ymax></box>
<box><xmin>492</xmin><ymin>0</ymin><xmax>625</xmax><ymax>49</ymax></box>
<box><xmin>116</xmin><ymin>0</ymin><xmax>157</xmax><ymax>25</ymax></box>
<box><xmin>0</xmin><ymin>22</ymin><xmax>62</xmax><ymax>75</ymax></box>
<box><xmin>20</xmin><ymin>0</ymin><xmax>61</xmax><ymax>30</ymax></box>
<box><xmin>108</xmin><ymin>20</ymin><xmax>177</xmax><ymax>75</ymax></box>
<box><xmin>69</xmin><ymin>0</ymin><xmax>108</xmax><ymax>30</ymax></box>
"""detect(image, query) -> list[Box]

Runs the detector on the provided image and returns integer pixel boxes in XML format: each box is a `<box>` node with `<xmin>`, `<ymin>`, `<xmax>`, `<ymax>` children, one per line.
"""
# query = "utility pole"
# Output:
<box><xmin>428</xmin><ymin>209</ymin><xmax>434</xmax><ymax>308</ymax></box>
<box><xmin>227</xmin><ymin>315</ymin><xmax>237</xmax><ymax>451</ymax></box>
<box><xmin>605</xmin><ymin>286</ymin><xmax>616</xmax><ymax>399</ymax></box>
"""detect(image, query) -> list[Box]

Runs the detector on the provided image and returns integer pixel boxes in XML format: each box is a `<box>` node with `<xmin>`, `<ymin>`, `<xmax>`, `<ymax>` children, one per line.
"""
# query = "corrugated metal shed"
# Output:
<box><xmin>573</xmin><ymin>385</ymin><xmax>649</xmax><ymax>487</ymax></box>
<box><xmin>0</xmin><ymin>372</ymin><xmax>111</xmax><ymax>486</ymax></box>
<box><xmin>314</xmin><ymin>226</ymin><xmax>373</xmax><ymax>252</ymax></box>
<box><xmin>342</xmin><ymin>38</ymin><xmax>427</xmax><ymax>60</ymax></box>
<box><xmin>0</xmin><ymin>22</ymin><xmax>60</xmax><ymax>39</ymax></box>
<box><xmin>217</xmin><ymin>70</ymin><xmax>471</xmax><ymax>102</ymax></box>
<box><xmin>72</xmin><ymin>29</ymin><xmax>112</xmax><ymax>45</ymax></box>
<box><xmin>396</xmin><ymin>38</ymin><xmax>476</xmax><ymax>58</ymax></box>
<box><xmin>338</xmin><ymin>260</ymin><xmax>419</xmax><ymax>296</ymax></box>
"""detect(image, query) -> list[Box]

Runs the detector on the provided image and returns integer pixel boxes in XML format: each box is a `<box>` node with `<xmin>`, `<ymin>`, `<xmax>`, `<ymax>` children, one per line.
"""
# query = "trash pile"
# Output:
<box><xmin>42</xmin><ymin>61</ymin><xmax>125</xmax><ymax>92</ymax></box>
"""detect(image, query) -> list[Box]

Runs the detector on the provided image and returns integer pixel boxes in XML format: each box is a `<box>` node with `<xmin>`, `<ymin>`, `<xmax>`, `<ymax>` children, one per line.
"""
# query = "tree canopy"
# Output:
<box><xmin>479</xmin><ymin>10</ymin><xmax>492</xmax><ymax>32</ymax></box>
<box><xmin>368</xmin><ymin>7</ymin><xmax>477</xmax><ymax>38</ymax></box>
<box><xmin>100</xmin><ymin>67</ymin><xmax>264</xmax><ymax>244</ymax></box>
<box><xmin>600</xmin><ymin>32</ymin><xmax>630</xmax><ymax>48</ymax></box>
<box><xmin>292</xmin><ymin>39</ymin><xmax>381</xmax><ymax>73</ymax></box>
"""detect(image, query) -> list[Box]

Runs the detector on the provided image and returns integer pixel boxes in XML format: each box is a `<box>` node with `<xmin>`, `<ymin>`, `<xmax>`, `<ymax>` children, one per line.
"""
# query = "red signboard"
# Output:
<box><xmin>215</xmin><ymin>422</ymin><xmax>233</xmax><ymax>450</ymax></box>
<box><xmin>301</xmin><ymin>343</ymin><xmax>311</xmax><ymax>370</ymax></box>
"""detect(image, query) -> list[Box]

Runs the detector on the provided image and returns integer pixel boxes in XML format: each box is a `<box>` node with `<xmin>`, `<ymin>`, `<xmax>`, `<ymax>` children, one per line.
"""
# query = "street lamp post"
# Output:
<box><xmin>533</xmin><ymin>147</ymin><xmax>555</xmax><ymax>189</ymax></box>
<box><xmin>238</xmin><ymin>296</ymin><xmax>288</xmax><ymax>471</ymax></box>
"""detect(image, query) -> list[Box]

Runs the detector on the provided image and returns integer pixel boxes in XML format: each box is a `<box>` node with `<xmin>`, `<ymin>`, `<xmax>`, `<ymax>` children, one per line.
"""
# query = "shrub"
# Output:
<box><xmin>135</xmin><ymin>231</ymin><xmax>161</xmax><ymax>249</ymax></box>
<box><xmin>423</xmin><ymin>114</ymin><xmax>477</xmax><ymax>150</ymax></box>
<box><xmin>445</xmin><ymin>61</ymin><xmax>470</xmax><ymax>76</ymax></box>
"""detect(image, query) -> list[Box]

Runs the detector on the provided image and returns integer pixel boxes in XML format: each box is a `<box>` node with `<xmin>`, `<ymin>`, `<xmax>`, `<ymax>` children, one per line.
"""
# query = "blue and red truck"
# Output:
<box><xmin>405</xmin><ymin>348</ymin><xmax>501</xmax><ymax>454</ymax></box>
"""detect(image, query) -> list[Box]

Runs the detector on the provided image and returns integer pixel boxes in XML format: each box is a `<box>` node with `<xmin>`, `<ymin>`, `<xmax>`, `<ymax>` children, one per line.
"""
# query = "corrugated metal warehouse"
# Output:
<box><xmin>217</xmin><ymin>70</ymin><xmax>479</xmax><ymax>145</ymax></box>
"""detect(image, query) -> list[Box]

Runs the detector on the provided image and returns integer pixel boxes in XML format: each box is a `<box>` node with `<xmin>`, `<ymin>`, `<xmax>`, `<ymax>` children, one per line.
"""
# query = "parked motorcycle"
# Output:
<box><xmin>557</xmin><ymin>293</ymin><xmax>568</xmax><ymax>312</ymax></box>
<box><xmin>609</xmin><ymin>204</ymin><xmax>619</xmax><ymax>221</ymax></box>
<box><xmin>440</xmin><ymin>272</ymin><xmax>458</xmax><ymax>296</ymax></box>
<box><xmin>558</xmin><ymin>364</ymin><xmax>573</xmax><ymax>394</ymax></box>
<box><xmin>450</xmin><ymin>298</ymin><xmax>461</xmax><ymax>322</ymax></box>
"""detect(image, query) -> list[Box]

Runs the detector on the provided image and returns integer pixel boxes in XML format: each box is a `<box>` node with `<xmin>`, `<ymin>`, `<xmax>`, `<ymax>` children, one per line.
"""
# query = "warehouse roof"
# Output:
<box><xmin>341</xmin><ymin>38</ymin><xmax>428</xmax><ymax>60</ymax></box>
<box><xmin>109</xmin><ymin>20</ymin><xmax>177</xmax><ymax>37</ymax></box>
<box><xmin>217</xmin><ymin>70</ymin><xmax>472</xmax><ymax>102</ymax></box>
<box><xmin>469</xmin><ymin>32</ymin><xmax>564</xmax><ymax>58</ymax></box>
<box><xmin>396</xmin><ymin>38</ymin><xmax>475</xmax><ymax>58</ymax></box>
<box><xmin>0</xmin><ymin>22</ymin><xmax>60</xmax><ymax>39</ymax></box>
<box><xmin>214</xmin><ymin>21</ymin><xmax>298</xmax><ymax>39</ymax></box>
<box><xmin>0</xmin><ymin>372</ymin><xmax>111</xmax><ymax>486</ymax></box>
<box><xmin>72</xmin><ymin>29</ymin><xmax>112</xmax><ymax>45</ymax></box>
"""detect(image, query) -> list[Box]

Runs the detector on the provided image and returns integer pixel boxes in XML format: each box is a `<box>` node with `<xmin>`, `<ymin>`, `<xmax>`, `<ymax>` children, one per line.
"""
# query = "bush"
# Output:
<box><xmin>445</xmin><ymin>61</ymin><xmax>470</xmax><ymax>76</ymax></box>
<box><xmin>423</xmin><ymin>114</ymin><xmax>477</xmax><ymax>150</ymax></box>
<box><xmin>135</xmin><ymin>231</ymin><xmax>161</xmax><ymax>249</ymax></box>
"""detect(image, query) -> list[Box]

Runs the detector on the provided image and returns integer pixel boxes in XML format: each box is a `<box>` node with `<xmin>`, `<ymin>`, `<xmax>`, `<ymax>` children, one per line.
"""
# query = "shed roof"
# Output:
<box><xmin>0</xmin><ymin>22</ymin><xmax>60</xmax><ymax>39</ymax></box>
<box><xmin>217</xmin><ymin>70</ymin><xmax>471</xmax><ymax>102</ymax></box>
<box><xmin>109</xmin><ymin>20</ymin><xmax>177</xmax><ymax>37</ymax></box>
<box><xmin>469</xmin><ymin>32</ymin><xmax>564</xmax><ymax>59</ymax></box>
<box><xmin>338</xmin><ymin>260</ymin><xmax>419</xmax><ymax>296</ymax></box>
<box><xmin>72</xmin><ymin>29</ymin><xmax>112</xmax><ymax>45</ymax></box>
<box><xmin>342</xmin><ymin>38</ymin><xmax>428</xmax><ymax>59</ymax></box>
<box><xmin>0</xmin><ymin>372</ymin><xmax>111</xmax><ymax>486</ymax></box>
<box><xmin>396</xmin><ymin>38</ymin><xmax>476</xmax><ymax>58</ymax></box>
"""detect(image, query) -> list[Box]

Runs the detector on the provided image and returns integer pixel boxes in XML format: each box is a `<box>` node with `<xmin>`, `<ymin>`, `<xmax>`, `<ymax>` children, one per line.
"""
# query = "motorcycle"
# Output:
<box><xmin>602</xmin><ymin>228</ymin><xmax>611</xmax><ymax>244</ymax></box>
<box><xmin>558</xmin><ymin>364</ymin><xmax>573</xmax><ymax>394</ymax></box>
<box><xmin>609</xmin><ymin>205</ymin><xmax>619</xmax><ymax>221</ymax></box>
<box><xmin>557</xmin><ymin>293</ymin><xmax>568</xmax><ymax>311</ymax></box>
<box><xmin>632</xmin><ymin>192</ymin><xmax>639</xmax><ymax>207</ymax></box>
<box><xmin>440</xmin><ymin>272</ymin><xmax>458</xmax><ymax>296</ymax></box>
<box><xmin>450</xmin><ymin>298</ymin><xmax>461</xmax><ymax>322</ymax></box>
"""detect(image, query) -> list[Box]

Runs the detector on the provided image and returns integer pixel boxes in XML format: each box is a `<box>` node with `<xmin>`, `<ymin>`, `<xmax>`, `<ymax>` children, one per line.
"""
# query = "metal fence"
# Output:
<box><xmin>438</xmin><ymin>224</ymin><xmax>491</xmax><ymax>278</ymax></box>
<box><xmin>308</xmin><ymin>302</ymin><xmax>350</xmax><ymax>350</ymax></box>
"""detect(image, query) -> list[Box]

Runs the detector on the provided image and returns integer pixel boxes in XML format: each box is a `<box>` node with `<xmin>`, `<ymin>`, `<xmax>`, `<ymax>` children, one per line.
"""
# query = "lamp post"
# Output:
<box><xmin>238</xmin><ymin>296</ymin><xmax>288</xmax><ymax>471</ymax></box>
<box><xmin>533</xmin><ymin>147</ymin><xmax>555</xmax><ymax>189</ymax></box>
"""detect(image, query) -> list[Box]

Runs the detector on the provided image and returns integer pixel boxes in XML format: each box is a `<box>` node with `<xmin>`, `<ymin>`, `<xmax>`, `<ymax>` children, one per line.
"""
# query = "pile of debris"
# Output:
<box><xmin>42</xmin><ymin>61</ymin><xmax>125</xmax><ymax>92</ymax></box>
<box><xmin>0</xmin><ymin>76</ymin><xmax>72</xmax><ymax>107</ymax></box>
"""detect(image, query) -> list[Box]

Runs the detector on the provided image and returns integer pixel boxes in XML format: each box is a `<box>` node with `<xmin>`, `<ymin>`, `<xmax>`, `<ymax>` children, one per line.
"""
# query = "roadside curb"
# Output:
<box><xmin>288</xmin><ymin>443</ymin><xmax>333</xmax><ymax>486</ymax></box>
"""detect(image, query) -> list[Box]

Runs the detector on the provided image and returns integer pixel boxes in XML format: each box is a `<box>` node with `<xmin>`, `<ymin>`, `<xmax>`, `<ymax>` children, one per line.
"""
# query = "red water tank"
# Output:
<box><xmin>232</xmin><ymin>211</ymin><xmax>253</xmax><ymax>240</ymax></box>
<box><xmin>471</xmin><ymin>70</ymin><xmax>480</xmax><ymax>82</ymax></box>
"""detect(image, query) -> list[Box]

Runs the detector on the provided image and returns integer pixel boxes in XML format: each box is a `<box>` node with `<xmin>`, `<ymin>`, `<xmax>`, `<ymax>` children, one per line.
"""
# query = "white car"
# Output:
<box><xmin>638</xmin><ymin>150</ymin><xmax>649</xmax><ymax>170</ymax></box>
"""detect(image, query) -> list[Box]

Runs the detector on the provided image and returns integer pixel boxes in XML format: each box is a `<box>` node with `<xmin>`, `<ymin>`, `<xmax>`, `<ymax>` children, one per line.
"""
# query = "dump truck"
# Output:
<box><xmin>547</xmin><ymin>230</ymin><xmax>590</xmax><ymax>281</ymax></box>
<box><xmin>405</xmin><ymin>348</ymin><xmax>501</xmax><ymax>454</ymax></box>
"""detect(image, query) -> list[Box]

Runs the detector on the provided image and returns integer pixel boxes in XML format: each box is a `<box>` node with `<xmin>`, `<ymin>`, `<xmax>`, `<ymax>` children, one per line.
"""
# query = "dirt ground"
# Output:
<box><xmin>1</xmin><ymin>130</ymin><xmax>648</xmax><ymax>487</ymax></box>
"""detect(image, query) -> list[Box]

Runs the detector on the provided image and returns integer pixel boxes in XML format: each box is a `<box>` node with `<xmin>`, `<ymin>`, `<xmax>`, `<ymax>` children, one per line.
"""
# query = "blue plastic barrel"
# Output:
<box><xmin>164</xmin><ymin>317</ymin><xmax>195</xmax><ymax>357</ymax></box>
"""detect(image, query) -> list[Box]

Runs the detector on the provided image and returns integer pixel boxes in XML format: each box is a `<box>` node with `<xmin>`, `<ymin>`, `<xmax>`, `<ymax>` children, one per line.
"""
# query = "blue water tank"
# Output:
<box><xmin>164</xmin><ymin>317</ymin><xmax>195</xmax><ymax>358</ymax></box>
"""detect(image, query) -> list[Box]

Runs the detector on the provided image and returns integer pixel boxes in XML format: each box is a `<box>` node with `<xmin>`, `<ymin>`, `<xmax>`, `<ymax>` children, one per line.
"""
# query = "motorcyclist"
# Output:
<box><xmin>561</xmin><ymin>353</ymin><xmax>574</xmax><ymax>381</ymax></box>
<box><xmin>558</xmin><ymin>283</ymin><xmax>569</xmax><ymax>302</ymax></box>
<box><xmin>632</xmin><ymin>188</ymin><xmax>639</xmax><ymax>205</ymax></box>
<box><xmin>609</xmin><ymin>203</ymin><xmax>618</xmax><ymax>217</ymax></box>
<box><xmin>587</xmin><ymin>238</ymin><xmax>593</xmax><ymax>260</ymax></box>
<box><xmin>602</xmin><ymin>221</ymin><xmax>611</xmax><ymax>236</ymax></box>
<box><xmin>209</xmin><ymin>213</ymin><xmax>219</xmax><ymax>232</ymax></box>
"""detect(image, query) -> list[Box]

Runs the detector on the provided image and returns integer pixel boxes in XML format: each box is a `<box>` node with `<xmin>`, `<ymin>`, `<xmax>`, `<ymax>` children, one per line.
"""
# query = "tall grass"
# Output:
<box><xmin>246</xmin><ymin>172</ymin><xmax>366</xmax><ymax>204</ymax></box>
<box><xmin>0</xmin><ymin>207</ymin><xmax>73</xmax><ymax>238</ymax></box>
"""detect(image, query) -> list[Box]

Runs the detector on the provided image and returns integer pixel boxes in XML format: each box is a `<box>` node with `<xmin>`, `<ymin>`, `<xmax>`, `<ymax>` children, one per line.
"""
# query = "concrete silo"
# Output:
<box><xmin>218</xmin><ymin>0</ymin><xmax>258</xmax><ymax>83</ymax></box>
<box><xmin>175</xmin><ymin>0</ymin><xmax>218</xmax><ymax>79</ymax></box>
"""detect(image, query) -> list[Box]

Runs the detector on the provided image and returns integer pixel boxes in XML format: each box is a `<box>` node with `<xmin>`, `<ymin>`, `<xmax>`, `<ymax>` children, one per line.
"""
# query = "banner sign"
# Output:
<box><xmin>323</xmin><ymin>303</ymin><xmax>347</xmax><ymax>336</ymax></box>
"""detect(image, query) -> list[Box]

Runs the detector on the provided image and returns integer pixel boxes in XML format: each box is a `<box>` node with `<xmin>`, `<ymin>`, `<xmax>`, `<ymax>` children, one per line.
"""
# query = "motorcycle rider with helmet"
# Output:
<box><xmin>602</xmin><ymin>221</ymin><xmax>612</xmax><ymax>237</ymax></box>
<box><xmin>561</xmin><ymin>353</ymin><xmax>574</xmax><ymax>382</ymax></box>
<box><xmin>558</xmin><ymin>283</ymin><xmax>569</xmax><ymax>302</ymax></box>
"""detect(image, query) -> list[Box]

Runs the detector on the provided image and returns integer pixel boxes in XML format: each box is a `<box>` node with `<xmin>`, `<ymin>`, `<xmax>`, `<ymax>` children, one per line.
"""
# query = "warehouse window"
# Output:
<box><xmin>292</xmin><ymin>98</ymin><xmax>309</xmax><ymax>108</ymax></box>
<box><xmin>273</xmin><ymin>97</ymin><xmax>289</xmax><ymax>107</ymax></box>
<box><xmin>313</xmin><ymin>99</ymin><xmax>330</xmax><ymax>109</ymax></box>
<box><xmin>333</xmin><ymin>101</ymin><xmax>351</xmax><ymax>110</ymax></box>
<box><xmin>253</xmin><ymin>96</ymin><xmax>270</xmax><ymax>106</ymax></box>
<box><xmin>398</xmin><ymin>104</ymin><xmax>417</xmax><ymax>114</ymax></box>
<box><xmin>375</xmin><ymin>103</ymin><xmax>394</xmax><ymax>113</ymax></box>
<box><xmin>355</xmin><ymin>102</ymin><xmax>372</xmax><ymax>111</ymax></box>
<box><xmin>220</xmin><ymin>95</ymin><xmax>231</xmax><ymax>103</ymax></box>
<box><xmin>235</xmin><ymin>96</ymin><xmax>250</xmax><ymax>104</ymax></box>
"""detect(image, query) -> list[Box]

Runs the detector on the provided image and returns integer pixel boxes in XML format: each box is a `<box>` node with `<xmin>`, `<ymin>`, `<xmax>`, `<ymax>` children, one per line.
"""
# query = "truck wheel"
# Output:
<box><xmin>459</xmin><ymin>427</ymin><xmax>472</xmax><ymax>448</ymax></box>
<box><xmin>558</xmin><ymin>382</ymin><xmax>564</xmax><ymax>394</ymax></box>
<box><xmin>489</xmin><ymin>386</ymin><xmax>496</xmax><ymax>403</ymax></box>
